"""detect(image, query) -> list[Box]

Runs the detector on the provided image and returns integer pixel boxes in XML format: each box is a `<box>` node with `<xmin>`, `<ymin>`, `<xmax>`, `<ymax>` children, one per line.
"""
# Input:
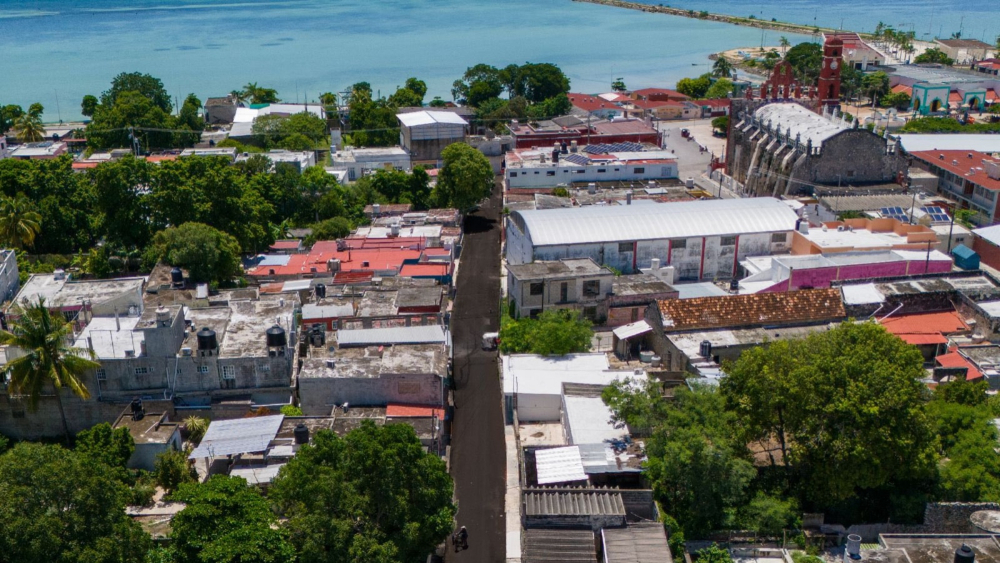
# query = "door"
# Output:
<box><xmin>559</xmin><ymin>282</ymin><xmax>568</xmax><ymax>303</ymax></box>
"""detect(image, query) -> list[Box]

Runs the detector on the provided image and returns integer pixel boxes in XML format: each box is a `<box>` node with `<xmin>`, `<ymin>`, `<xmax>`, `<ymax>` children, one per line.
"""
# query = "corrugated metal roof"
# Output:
<box><xmin>755</xmin><ymin>103</ymin><xmax>848</xmax><ymax>148</ymax></box>
<box><xmin>524</xmin><ymin>490</ymin><xmax>625</xmax><ymax>516</ymax></box>
<box><xmin>337</xmin><ymin>324</ymin><xmax>446</xmax><ymax>347</ymax></box>
<box><xmin>535</xmin><ymin>446</ymin><xmax>587</xmax><ymax>484</ymax></box>
<box><xmin>302</xmin><ymin>303</ymin><xmax>354</xmax><ymax>319</ymax></box>
<box><xmin>602</xmin><ymin>523</ymin><xmax>672</xmax><ymax>563</ymax></box>
<box><xmin>513</xmin><ymin>198</ymin><xmax>797</xmax><ymax>247</ymax></box>
<box><xmin>189</xmin><ymin>415</ymin><xmax>284</xmax><ymax>459</ymax></box>
<box><xmin>523</xmin><ymin>529</ymin><xmax>597</xmax><ymax>563</ymax></box>
<box><xmin>397</xmin><ymin>110</ymin><xmax>468</xmax><ymax>127</ymax></box>
<box><xmin>613</xmin><ymin>320</ymin><xmax>651</xmax><ymax>340</ymax></box>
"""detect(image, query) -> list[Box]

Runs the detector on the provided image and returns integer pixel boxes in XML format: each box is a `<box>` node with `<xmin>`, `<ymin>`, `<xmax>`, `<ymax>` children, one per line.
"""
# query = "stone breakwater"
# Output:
<box><xmin>571</xmin><ymin>0</ymin><xmax>866</xmax><ymax>38</ymax></box>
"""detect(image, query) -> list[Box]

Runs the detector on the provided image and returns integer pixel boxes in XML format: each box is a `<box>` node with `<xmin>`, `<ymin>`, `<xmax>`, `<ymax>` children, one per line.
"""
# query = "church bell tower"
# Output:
<box><xmin>817</xmin><ymin>35</ymin><xmax>843</xmax><ymax>111</ymax></box>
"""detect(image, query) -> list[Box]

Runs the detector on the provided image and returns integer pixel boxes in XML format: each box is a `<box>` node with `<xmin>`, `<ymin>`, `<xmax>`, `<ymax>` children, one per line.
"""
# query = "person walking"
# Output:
<box><xmin>457</xmin><ymin>526</ymin><xmax>469</xmax><ymax>551</ymax></box>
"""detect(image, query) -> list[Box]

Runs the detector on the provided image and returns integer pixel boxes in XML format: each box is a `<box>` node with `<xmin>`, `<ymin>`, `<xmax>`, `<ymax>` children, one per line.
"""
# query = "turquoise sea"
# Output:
<box><xmin>0</xmin><ymin>0</ymin><xmax>996</xmax><ymax>121</ymax></box>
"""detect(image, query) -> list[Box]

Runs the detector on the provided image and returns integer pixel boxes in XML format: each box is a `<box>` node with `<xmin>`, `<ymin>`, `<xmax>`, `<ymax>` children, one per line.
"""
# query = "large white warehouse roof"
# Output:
<box><xmin>511</xmin><ymin>197</ymin><xmax>798</xmax><ymax>247</ymax></box>
<box><xmin>754</xmin><ymin>103</ymin><xmax>848</xmax><ymax>148</ymax></box>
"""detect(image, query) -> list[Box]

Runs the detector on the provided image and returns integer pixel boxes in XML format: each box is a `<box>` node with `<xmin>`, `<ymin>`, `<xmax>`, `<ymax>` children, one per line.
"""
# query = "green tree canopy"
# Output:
<box><xmin>0</xmin><ymin>442</ymin><xmax>151</xmax><ymax>563</ymax></box>
<box><xmin>434</xmin><ymin>142</ymin><xmax>493</xmax><ymax>212</ymax></box>
<box><xmin>148</xmin><ymin>222</ymin><xmax>242</xmax><ymax>284</ymax></box>
<box><xmin>0</xmin><ymin>194</ymin><xmax>43</xmax><ymax>249</ymax></box>
<box><xmin>603</xmin><ymin>382</ymin><xmax>754</xmax><ymax>536</ymax></box>
<box><xmin>270</xmin><ymin>422</ymin><xmax>456</xmax><ymax>563</ymax></box>
<box><xmin>241</xmin><ymin>82</ymin><xmax>280</xmax><ymax>104</ymax></box>
<box><xmin>720</xmin><ymin>322</ymin><xmax>938</xmax><ymax>504</ymax></box>
<box><xmin>914</xmin><ymin>48</ymin><xmax>955</xmax><ymax>65</ymax></box>
<box><xmin>305</xmin><ymin>217</ymin><xmax>353</xmax><ymax>246</ymax></box>
<box><xmin>712</xmin><ymin>57</ymin><xmax>733</xmax><ymax>78</ymax></box>
<box><xmin>785</xmin><ymin>42</ymin><xmax>823</xmax><ymax>83</ymax></box>
<box><xmin>101</xmin><ymin>71</ymin><xmax>172</xmax><ymax>112</ymax></box>
<box><xmin>704</xmin><ymin>78</ymin><xmax>734</xmax><ymax>99</ymax></box>
<box><xmin>676</xmin><ymin>74</ymin><xmax>712</xmax><ymax>98</ymax></box>
<box><xmin>81</xmin><ymin>94</ymin><xmax>99</xmax><ymax>117</ymax></box>
<box><xmin>75</xmin><ymin>422</ymin><xmax>135</xmax><ymax>471</ymax></box>
<box><xmin>170</xmin><ymin>475</ymin><xmax>295</xmax><ymax>563</ymax></box>
<box><xmin>499</xmin><ymin>309</ymin><xmax>593</xmax><ymax>355</ymax></box>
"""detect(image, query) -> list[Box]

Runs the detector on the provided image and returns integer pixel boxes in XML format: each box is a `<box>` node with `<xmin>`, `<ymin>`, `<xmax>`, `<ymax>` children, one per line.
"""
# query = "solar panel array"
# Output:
<box><xmin>920</xmin><ymin>206</ymin><xmax>951</xmax><ymax>223</ymax></box>
<box><xmin>584</xmin><ymin>142</ymin><xmax>645</xmax><ymax>154</ymax></box>
<box><xmin>880</xmin><ymin>206</ymin><xmax>909</xmax><ymax>222</ymax></box>
<box><xmin>563</xmin><ymin>153</ymin><xmax>591</xmax><ymax>166</ymax></box>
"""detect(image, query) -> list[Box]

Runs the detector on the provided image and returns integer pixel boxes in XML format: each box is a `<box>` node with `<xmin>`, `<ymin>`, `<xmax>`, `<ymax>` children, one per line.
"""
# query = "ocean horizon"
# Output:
<box><xmin>0</xmin><ymin>0</ymin><xmax>996</xmax><ymax>122</ymax></box>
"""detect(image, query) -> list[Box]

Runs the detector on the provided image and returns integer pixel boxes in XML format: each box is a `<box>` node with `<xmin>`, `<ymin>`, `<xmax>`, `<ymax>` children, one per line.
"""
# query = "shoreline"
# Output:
<box><xmin>571</xmin><ymin>0</ymin><xmax>867</xmax><ymax>38</ymax></box>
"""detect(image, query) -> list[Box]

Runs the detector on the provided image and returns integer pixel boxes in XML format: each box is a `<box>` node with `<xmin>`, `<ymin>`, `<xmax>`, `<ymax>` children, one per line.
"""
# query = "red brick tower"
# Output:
<box><xmin>817</xmin><ymin>36</ymin><xmax>843</xmax><ymax>111</ymax></box>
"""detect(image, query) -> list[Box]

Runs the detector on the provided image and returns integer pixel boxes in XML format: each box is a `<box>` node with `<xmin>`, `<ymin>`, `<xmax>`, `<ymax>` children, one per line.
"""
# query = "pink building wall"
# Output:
<box><xmin>758</xmin><ymin>259</ymin><xmax>953</xmax><ymax>293</ymax></box>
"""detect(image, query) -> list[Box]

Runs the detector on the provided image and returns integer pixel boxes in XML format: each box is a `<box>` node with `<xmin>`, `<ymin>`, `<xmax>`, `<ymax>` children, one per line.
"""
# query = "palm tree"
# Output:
<box><xmin>242</xmin><ymin>82</ymin><xmax>261</xmax><ymax>103</ymax></box>
<box><xmin>0</xmin><ymin>298</ymin><xmax>100</xmax><ymax>441</ymax></box>
<box><xmin>712</xmin><ymin>57</ymin><xmax>734</xmax><ymax>78</ymax></box>
<box><xmin>779</xmin><ymin>36</ymin><xmax>790</xmax><ymax>55</ymax></box>
<box><xmin>230</xmin><ymin>89</ymin><xmax>246</xmax><ymax>105</ymax></box>
<box><xmin>0</xmin><ymin>195</ymin><xmax>42</xmax><ymax>249</ymax></box>
<box><xmin>13</xmin><ymin>112</ymin><xmax>44</xmax><ymax>143</ymax></box>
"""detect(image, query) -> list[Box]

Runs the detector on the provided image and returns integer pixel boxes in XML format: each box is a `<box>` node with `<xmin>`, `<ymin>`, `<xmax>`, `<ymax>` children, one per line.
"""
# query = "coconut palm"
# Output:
<box><xmin>0</xmin><ymin>194</ymin><xmax>42</xmax><ymax>249</ymax></box>
<box><xmin>13</xmin><ymin>112</ymin><xmax>44</xmax><ymax>143</ymax></box>
<box><xmin>713</xmin><ymin>57</ymin><xmax>734</xmax><ymax>78</ymax></box>
<box><xmin>779</xmin><ymin>36</ymin><xmax>790</xmax><ymax>55</ymax></box>
<box><xmin>0</xmin><ymin>298</ymin><xmax>100</xmax><ymax>441</ymax></box>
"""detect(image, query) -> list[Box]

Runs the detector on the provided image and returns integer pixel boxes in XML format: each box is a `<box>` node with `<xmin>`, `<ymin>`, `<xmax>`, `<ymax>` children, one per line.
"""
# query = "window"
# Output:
<box><xmin>546</xmin><ymin>171</ymin><xmax>555</xmax><ymax>176</ymax></box>
<box><xmin>771</xmin><ymin>233</ymin><xmax>788</xmax><ymax>244</ymax></box>
<box><xmin>583</xmin><ymin>280</ymin><xmax>601</xmax><ymax>297</ymax></box>
<box><xmin>672</xmin><ymin>239</ymin><xmax>687</xmax><ymax>249</ymax></box>
<box><xmin>96</xmin><ymin>368</ymin><xmax>107</xmax><ymax>381</ymax></box>
<box><xmin>720</xmin><ymin>236</ymin><xmax>736</xmax><ymax>246</ymax></box>
<box><xmin>222</xmin><ymin>365</ymin><xmax>236</xmax><ymax>380</ymax></box>
<box><xmin>534</xmin><ymin>171</ymin><xmax>539</xmax><ymax>175</ymax></box>
<box><xmin>134</xmin><ymin>367</ymin><xmax>148</xmax><ymax>375</ymax></box>
<box><xmin>618</xmin><ymin>242</ymin><xmax>633</xmax><ymax>253</ymax></box>
<box><xmin>846</xmin><ymin>170</ymin><xmax>855</xmax><ymax>178</ymax></box>
<box><xmin>510</xmin><ymin>172</ymin><xmax>517</xmax><ymax>177</ymax></box>
<box><xmin>197</xmin><ymin>365</ymin><xmax>209</xmax><ymax>374</ymax></box>
<box><xmin>633</xmin><ymin>167</ymin><xmax>645</xmax><ymax>174</ymax></box>
<box><xmin>259</xmin><ymin>363</ymin><xmax>271</xmax><ymax>373</ymax></box>
<box><xmin>583</xmin><ymin>307</ymin><xmax>598</xmax><ymax>321</ymax></box>
<box><xmin>597</xmin><ymin>168</ymin><xmax>606</xmax><ymax>173</ymax></box>
<box><xmin>631</xmin><ymin>307</ymin><xmax>640</xmax><ymax>322</ymax></box>
<box><xmin>575</xmin><ymin>169</ymin><xmax>584</xmax><ymax>174</ymax></box>
<box><xmin>529</xmin><ymin>282</ymin><xmax>544</xmax><ymax>296</ymax></box>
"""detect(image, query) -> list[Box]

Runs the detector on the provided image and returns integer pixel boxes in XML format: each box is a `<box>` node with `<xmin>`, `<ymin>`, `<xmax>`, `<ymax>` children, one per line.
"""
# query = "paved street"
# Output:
<box><xmin>446</xmin><ymin>180</ymin><xmax>505</xmax><ymax>563</ymax></box>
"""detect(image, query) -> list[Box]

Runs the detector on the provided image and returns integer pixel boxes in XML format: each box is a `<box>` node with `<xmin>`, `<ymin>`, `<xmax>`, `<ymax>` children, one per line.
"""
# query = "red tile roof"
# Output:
<box><xmin>658</xmin><ymin>288</ymin><xmax>845</xmax><ymax>331</ymax></box>
<box><xmin>935</xmin><ymin>352</ymin><xmax>983</xmax><ymax>380</ymax></box>
<box><xmin>909</xmin><ymin>150</ymin><xmax>1000</xmax><ymax>191</ymax></box>
<box><xmin>631</xmin><ymin>88</ymin><xmax>690</xmax><ymax>100</ymax></box>
<box><xmin>949</xmin><ymin>92</ymin><xmax>963</xmax><ymax>104</ymax></box>
<box><xmin>386</xmin><ymin>403</ymin><xmax>446</xmax><ymax>419</ymax></box>
<box><xmin>629</xmin><ymin>98</ymin><xmax>685</xmax><ymax>109</ymax></box>
<box><xmin>880</xmin><ymin>311</ymin><xmax>969</xmax><ymax>336</ymax></box>
<box><xmin>698</xmin><ymin>99</ymin><xmax>732</xmax><ymax>108</ymax></box>
<box><xmin>399</xmin><ymin>263</ymin><xmax>451</xmax><ymax>277</ymax></box>
<box><xmin>891</xmin><ymin>84</ymin><xmax>913</xmax><ymax>95</ymax></box>
<box><xmin>897</xmin><ymin>333</ymin><xmax>949</xmax><ymax>345</ymax></box>
<box><xmin>567</xmin><ymin>93</ymin><xmax>620</xmax><ymax>113</ymax></box>
<box><xmin>270</xmin><ymin>240</ymin><xmax>301</xmax><ymax>250</ymax></box>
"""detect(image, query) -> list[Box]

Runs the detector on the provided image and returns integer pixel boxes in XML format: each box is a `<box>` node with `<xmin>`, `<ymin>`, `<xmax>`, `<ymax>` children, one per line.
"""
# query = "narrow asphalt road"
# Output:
<box><xmin>447</xmin><ymin>179</ymin><xmax>504</xmax><ymax>563</ymax></box>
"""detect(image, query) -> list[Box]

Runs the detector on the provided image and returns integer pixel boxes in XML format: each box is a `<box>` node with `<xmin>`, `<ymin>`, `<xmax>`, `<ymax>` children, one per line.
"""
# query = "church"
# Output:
<box><xmin>725</xmin><ymin>37</ymin><xmax>907</xmax><ymax>197</ymax></box>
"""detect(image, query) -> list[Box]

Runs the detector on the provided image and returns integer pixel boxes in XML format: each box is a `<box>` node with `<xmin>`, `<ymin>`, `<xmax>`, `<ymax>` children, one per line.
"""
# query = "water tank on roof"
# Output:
<box><xmin>293</xmin><ymin>423</ymin><xmax>309</xmax><ymax>445</ymax></box>
<box><xmin>315</xmin><ymin>283</ymin><xmax>326</xmax><ymax>299</ymax></box>
<box><xmin>197</xmin><ymin>327</ymin><xmax>218</xmax><ymax>351</ymax></box>
<box><xmin>700</xmin><ymin>340</ymin><xmax>712</xmax><ymax>358</ymax></box>
<box><xmin>956</xmin><ymin>545</ymin><xmax>976</xmax><ymax>563</ymax></box>
<box><xmin>266</xmin><ymin>325</ymin><xmax>287</xmax><ymax>348</ymax></box>
<box><xmin>170</xmin><ymin>267</ymin><xmax>184</xmax><ymax>285</ymax></box>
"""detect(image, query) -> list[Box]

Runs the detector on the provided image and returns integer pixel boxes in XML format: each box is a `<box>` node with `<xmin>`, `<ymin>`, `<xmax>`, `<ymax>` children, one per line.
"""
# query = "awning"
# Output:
<box><xmin>189</xmin><ymin>415</ymin><xmax>284</xmax><ymax>459</ymax></box>
<box><xmin>613</xmin><ymin>320</ymin><xmax>652</xmax><ymax>340</ymax></box>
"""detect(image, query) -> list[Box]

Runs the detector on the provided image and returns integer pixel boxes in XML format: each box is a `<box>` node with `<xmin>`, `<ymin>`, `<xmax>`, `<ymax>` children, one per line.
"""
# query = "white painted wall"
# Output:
<box><xmin>506</xmin><ymin>162</ymin><xmax>677</xmax><ymax>189</ymax></box>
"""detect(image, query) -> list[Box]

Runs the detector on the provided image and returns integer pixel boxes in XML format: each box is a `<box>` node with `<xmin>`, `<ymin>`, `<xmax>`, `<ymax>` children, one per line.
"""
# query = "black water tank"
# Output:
<box><xmin>729</xmin><ymin>279</ymin><xmax>739</xmax><ymax>292</ymax></box>
<box><xmin>315</xmin><ymin>283</ymin><xmax>326</xmax><ymax>299</ymax></box>
<box><xmin>197</xmin><ymin>327</ymin><xmax>218</xmax><ymax>350</ymax></box>
<box><xmin>266</xmin><ymin>325</ymin><xmax>287</xmax><ymax>348</ymax></box>
<box><xmin>699</xmin><ymin>340</ymin><xmax>712</xmax><ymax>358</ymax></box>
<box><xmin>561</xmin><ymin>141</ymin><xmax>568</xmax><ymax>154</ymax></box>
<box><xmin>293</xmin><ymin>423</ymin><xmax>309</xmax><ymax>445</ymax></box>
<box><xmin>552</xmin><ymin>149</ymin><xmax>559</xmax><ymax>163</ymax></box>
<box><xmin>956</xmin><ymin>545</ymin><xmax>976</xmax><ymax>563</ymax></box>
<box><xmin>170</xmin><ymin>267</ymin><xmax>184</xmax><ymax>285</ymax></box>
